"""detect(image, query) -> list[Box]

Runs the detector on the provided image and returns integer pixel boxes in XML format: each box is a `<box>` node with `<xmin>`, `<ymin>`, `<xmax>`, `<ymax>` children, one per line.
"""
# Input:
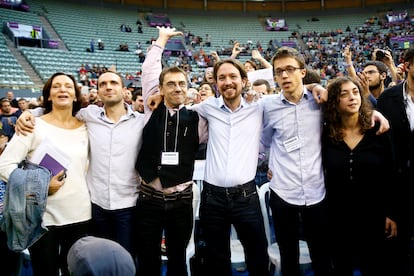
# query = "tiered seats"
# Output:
<box><xmin>0</xmin><ymin>7</ymin><xmax>43</xmax><ymax>26</ymax></box>
<box><xmin>20</xmin><ymin>46</ymin><xmax>142</xmax><ymax>83</ymax></box>
<box><xmin>169</xmin><ymin>13</ymin><xmax>294</xmax><ymax>50</ymax></box>
<box><xmin>29</xmin><ymin>0</ymin><xmax>148</xmax><ymax>79</ymax></box>
<box><xmin>0</xmin><ymin>36</ymin><xmax>34</xmax><ymax>88</ymax></box>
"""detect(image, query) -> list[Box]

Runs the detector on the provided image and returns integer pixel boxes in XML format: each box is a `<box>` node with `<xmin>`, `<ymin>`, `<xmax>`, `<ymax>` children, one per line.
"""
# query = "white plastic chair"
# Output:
<box><xmin>186</xmin><ymin>181</ymin><xmax>201</xmax><ymax>275</ymax></box>
<box><xmin>230</xmin><ymin>224</ymin><xmax>246</xmax><ymax>268</ymax></box>
<box><xmin>258</xmin><ymin>182</ymin><xmax>312</xmax><ymax>276</ymax></box>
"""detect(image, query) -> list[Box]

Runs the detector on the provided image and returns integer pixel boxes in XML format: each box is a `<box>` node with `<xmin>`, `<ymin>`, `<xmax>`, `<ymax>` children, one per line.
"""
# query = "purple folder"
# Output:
<box><xmin>38</xmin><ymin>153</ymin><xmax>66</xmax><ymax>176</ymax></box>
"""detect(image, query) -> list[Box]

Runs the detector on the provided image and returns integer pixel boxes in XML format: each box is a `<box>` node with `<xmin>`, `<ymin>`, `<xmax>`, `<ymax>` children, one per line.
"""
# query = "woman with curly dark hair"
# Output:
<box><xmin>322</xmin><ymin>76</ymin><xmax>398</xmax><ymax>276</ymax></box>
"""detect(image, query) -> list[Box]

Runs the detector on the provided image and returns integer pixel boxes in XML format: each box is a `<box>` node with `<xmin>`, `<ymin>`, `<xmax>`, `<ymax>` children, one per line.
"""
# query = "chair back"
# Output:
<box><xmin>258</xmin><ymin>182</ymin><xmax>272</xmax><ymax>245</ymax></box>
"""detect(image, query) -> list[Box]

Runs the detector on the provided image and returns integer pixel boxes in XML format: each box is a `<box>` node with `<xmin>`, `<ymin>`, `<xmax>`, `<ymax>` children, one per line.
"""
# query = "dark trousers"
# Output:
<box><xmin>29</xmin><ymin>220</ymin><xmax>90</xmax><ymax>276</ymax></box>
<box><xmin>199</xmin><ymin>181</ymin><xmax>270</xmax><ymax>276</ymax></box>
<box><xmin>269</xmin><ymin>190</ymin><xmax>332</xmax><ymax>276</ymax></box>
<box><xmin>0</xmin><ymin>230</ymin><xmax>21</xmax><ymax>275</ymax></box>
<box><xmin>135</xmin><ymin>185</ymin><xmax>193</xmax><ymax>276</ymax></box>
<box><xmin>91</xmin><ymin>203</ymin><xmax>135</xmax><ymax>255</ymax></box>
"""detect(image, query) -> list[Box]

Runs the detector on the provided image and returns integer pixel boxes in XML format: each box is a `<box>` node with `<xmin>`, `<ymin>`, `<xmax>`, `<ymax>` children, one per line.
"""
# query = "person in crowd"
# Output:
<box><xmin>202</xmin><ymin>67</ymin><xmax>218</xmax><ymax>96</ymax></box>
<box><xmin>28</xmin><ymin>96</ymin><xmax>43</xmax><ymax>110</ymax></box>
<box><xmin>88</xmin><ymin>87</ymin><xmax>103</xmax><ymax>107</ymax></box>
<box><xmin>132</xmin><ymin>88</ymin><xmax>144</xmax><ymax>113</ymax></box>
<box><xmin>118</xmin><ymin>43</ymin><xmax>129</xmax><ymax>51</ymax></box>
<box><xmin>135</xmin><ymin>26</ymin><xmax>203</xmax><ymax>276</ymax></box>
<box><xmin>361</xmin><ymin>60</ymin><xmax>388</xmax><ymax>99</ymax></box>
<box><xmin>97</xmin><ymin>39</ymin><xmax>104</xmax><ymax>50</ymax></box>
<box><xmin>198</xmin><ymin>81</ymin><xmax>215</xmax><ymax>102</ymax></box>
<box><xmin>0</xmin><ymin>72</ymin><xmax>91</xmax><ymax>276</ymax></box>
<box><xmin>0</xmin><ymin>98</ymin><xmax>22</xmax><ymax>140</ymax></box>
<box><xmin>371</xmin><ymin>48</ymin><xmax>400</xmax><ymax>87</ymax></box>
<box><xmin>17</xmin><ymin>98</ymin><xmax>29</xmax><ymax>112</ymax></box>
<box><xmin>303</xmin><ymin>68</ymin><xmax>321</xmax><ymax>85</ymax></box>
<box><xmin>30</xmin><ymin>28</ymin><xmax>38</xmax><ymax>39</ymax></box>
<box><xmin>67</xmin><ymin>236</ymin><xmax>136</xmax><ymax>276</ymax></box>
<box><xmin>346</xmin><ymin>58</ymin><xmax>389</xmax><ymax>104</ymax></box>
<box><xmin>205</xmin><ymin>34</ymin><xmax>211</xmax><ymax>47</ymax></box>
<box><xmin>343</xmin><ymin>46</ymin><xmax>395</xmax><ymax>105</ymax></box>
<box><xmin>376</xmin><ymin>47</ymin><xmax>414</xmax><ymax>276</ymax></box>
<box><xmin>6</xmin><ymin>91</ymin><xmax>18</xmax><ymax>109</ymax></box>
<box><xmin>252</xmin><ymin>78</ymin><xmax>272</xmax><ymax>96</ymax></box>
<box><xmin>322</xmin><ymin>76</ymin><xmax>397</xmax><ymax>275</ymax></box>
<box><xmin>229</xmin><ymin>42</ymin><xmax>272</xmax><ymax>72</ymax></box>
<box><xmin>192</xmin><ymin>82</ymin><xmax>215</xmax><ymax>161</ymax></box>
<box><xmin>261</xmin><ymin>46</ymin><xmax>334</xmax><ymax>276</ymax></box>
<box><xmin>79</xmin><ymin>87</ymin><xmax>90</xmax><ymax>108</ymax></box>
<box><xmin>89</xmin><ymin>39</ymin><xmax>95</xmax><ymax>53</ymax></box>
<box><xmin>123</xmin><ymin>87</ymin><xmax>133</xmax><ymax>105</ymax></box>
<box><xmin>185</xmin><ymin>87</ymin><xmax>199</xmax><ymax>106</ymax></box>
<box><xmin>394</xmin><ymin>62</ymin><xmax>407</xmax><ymax>85</ymax></box>
<box><xmin>244</xmin><ymin>59</ymin><xmax>258</xmax><ymax>72</ymax></box>
<box><xmin>15</xmin><ymin>71</ymin><xmax>145</xmax><ymax>259</ymax></box>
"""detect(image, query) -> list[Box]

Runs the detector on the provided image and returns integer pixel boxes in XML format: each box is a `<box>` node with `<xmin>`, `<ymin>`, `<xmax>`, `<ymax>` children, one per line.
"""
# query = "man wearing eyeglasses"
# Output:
<box><xmin>261</xmin><ymin>46</ymin><xmax>334</xmax><ymax>276</ymax></box>
<box><xmin>361</xmin><ymin>61</ymin><xmax>389</xmax><ymax>100</ymax></box>
<box><xmin>343</xmin><ymin>46</ymin><xmax>392</xmax><ymax>106</ymax></box>
<box><xmin>135</xmin><ymin>26</ymin><xmax>206</xmax><ymax>276</ymax></box>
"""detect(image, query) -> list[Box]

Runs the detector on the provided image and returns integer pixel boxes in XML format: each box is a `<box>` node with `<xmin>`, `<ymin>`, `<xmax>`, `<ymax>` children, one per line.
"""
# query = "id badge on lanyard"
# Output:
<box><xmin>161</xmin><ymin>152</ymin><xmax>179</xmax><ymax>165</ymax></box>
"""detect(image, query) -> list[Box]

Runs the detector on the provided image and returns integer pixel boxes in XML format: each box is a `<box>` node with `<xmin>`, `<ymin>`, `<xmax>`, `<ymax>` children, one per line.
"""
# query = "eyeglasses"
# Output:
<box><xmin>363</xmin><ymin>70</ymin><xmax>379</xmax><ymax>75</ymax></box>
<box><xmin>274</xmin><ymin>66</ymin><xmax>302</xmax><ymax>76</ymax></box>
<box><xmin>164</xmin><ymin>81</ymin><xmax>187</xmax><ymax>89</ymax></box>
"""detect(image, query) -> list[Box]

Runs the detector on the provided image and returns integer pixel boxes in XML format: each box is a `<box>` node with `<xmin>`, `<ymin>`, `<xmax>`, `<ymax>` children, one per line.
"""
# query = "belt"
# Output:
<box><xmin>140</xmin><ymin>183</ymin><xmax>192</xmax><ymax>201</ymax></box>
<box><xmin>203</xmin><ymin>180</ymin><xmax>256</xmax><ymax>197</ymax></box>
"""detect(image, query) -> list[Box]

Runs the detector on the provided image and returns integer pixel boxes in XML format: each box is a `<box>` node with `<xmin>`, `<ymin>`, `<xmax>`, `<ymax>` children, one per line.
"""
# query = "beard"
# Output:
<box><xmin>369</xmin><ymin>81</ymin><xmax>381</xmax><ymax>91</ymax></box>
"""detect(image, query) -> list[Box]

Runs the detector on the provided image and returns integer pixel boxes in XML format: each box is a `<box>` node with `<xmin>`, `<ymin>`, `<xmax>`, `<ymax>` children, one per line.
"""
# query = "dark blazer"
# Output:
<box><xmin>377</xmin><ymin>81</ymin><xmax>414</xmax><ymax>227</ymax></box>
<box><xmin>377</xmin><ymin>81</ymin><xmax>414</xmax><ymax>176</ymax></box>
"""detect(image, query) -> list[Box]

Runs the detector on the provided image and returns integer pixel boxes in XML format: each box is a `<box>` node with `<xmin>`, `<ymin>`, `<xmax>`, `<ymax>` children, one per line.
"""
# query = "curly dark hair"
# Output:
<box><xmin>324</xmin><ymin>76</ymin><xmax>373</xmax><ymax>143</ymax></box>
<box><xmin>42</xmin><ymin>72</ymin><xmax>81</xmax><ymax>116</ymax></box>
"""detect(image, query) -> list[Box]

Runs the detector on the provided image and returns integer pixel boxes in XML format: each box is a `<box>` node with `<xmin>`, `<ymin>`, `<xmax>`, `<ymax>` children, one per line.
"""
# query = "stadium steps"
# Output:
<box><xmin>3</xmin><ymin>35</ymin><xmax>43</xmax><ymax>88</ymax></box>
<box><xmin>39</xmin><ymin>15</ymin><xmax>68</xmax><ymax>51</ymax></box>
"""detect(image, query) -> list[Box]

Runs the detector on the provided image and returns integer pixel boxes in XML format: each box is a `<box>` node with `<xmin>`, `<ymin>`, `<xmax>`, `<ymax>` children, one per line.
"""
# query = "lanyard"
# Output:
<box><xmin>163</xmin><ymin>107</ymin><xmax>179</xmax><ymax>152</ymax></box>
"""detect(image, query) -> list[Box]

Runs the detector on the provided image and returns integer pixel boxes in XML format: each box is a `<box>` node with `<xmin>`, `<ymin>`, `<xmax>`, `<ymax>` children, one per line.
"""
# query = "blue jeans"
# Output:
<box><xmin>199</xmin><ymin>181</ymin><xmax>269</xmax><ymax>276</ymax></box>
<box><xmin>135</xmin><ymin>185</ymin><xmax>193</xmax><ymax>276</ymax></box>
<box><xmin>269</xmin><ymin>190</ymin><xmax>332</xmax><ymax>276</ymax></box>
<box><xmin>91</xmin><ymin>203</ymin><xmax>135</xmax><ymax>255</ymax></box>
